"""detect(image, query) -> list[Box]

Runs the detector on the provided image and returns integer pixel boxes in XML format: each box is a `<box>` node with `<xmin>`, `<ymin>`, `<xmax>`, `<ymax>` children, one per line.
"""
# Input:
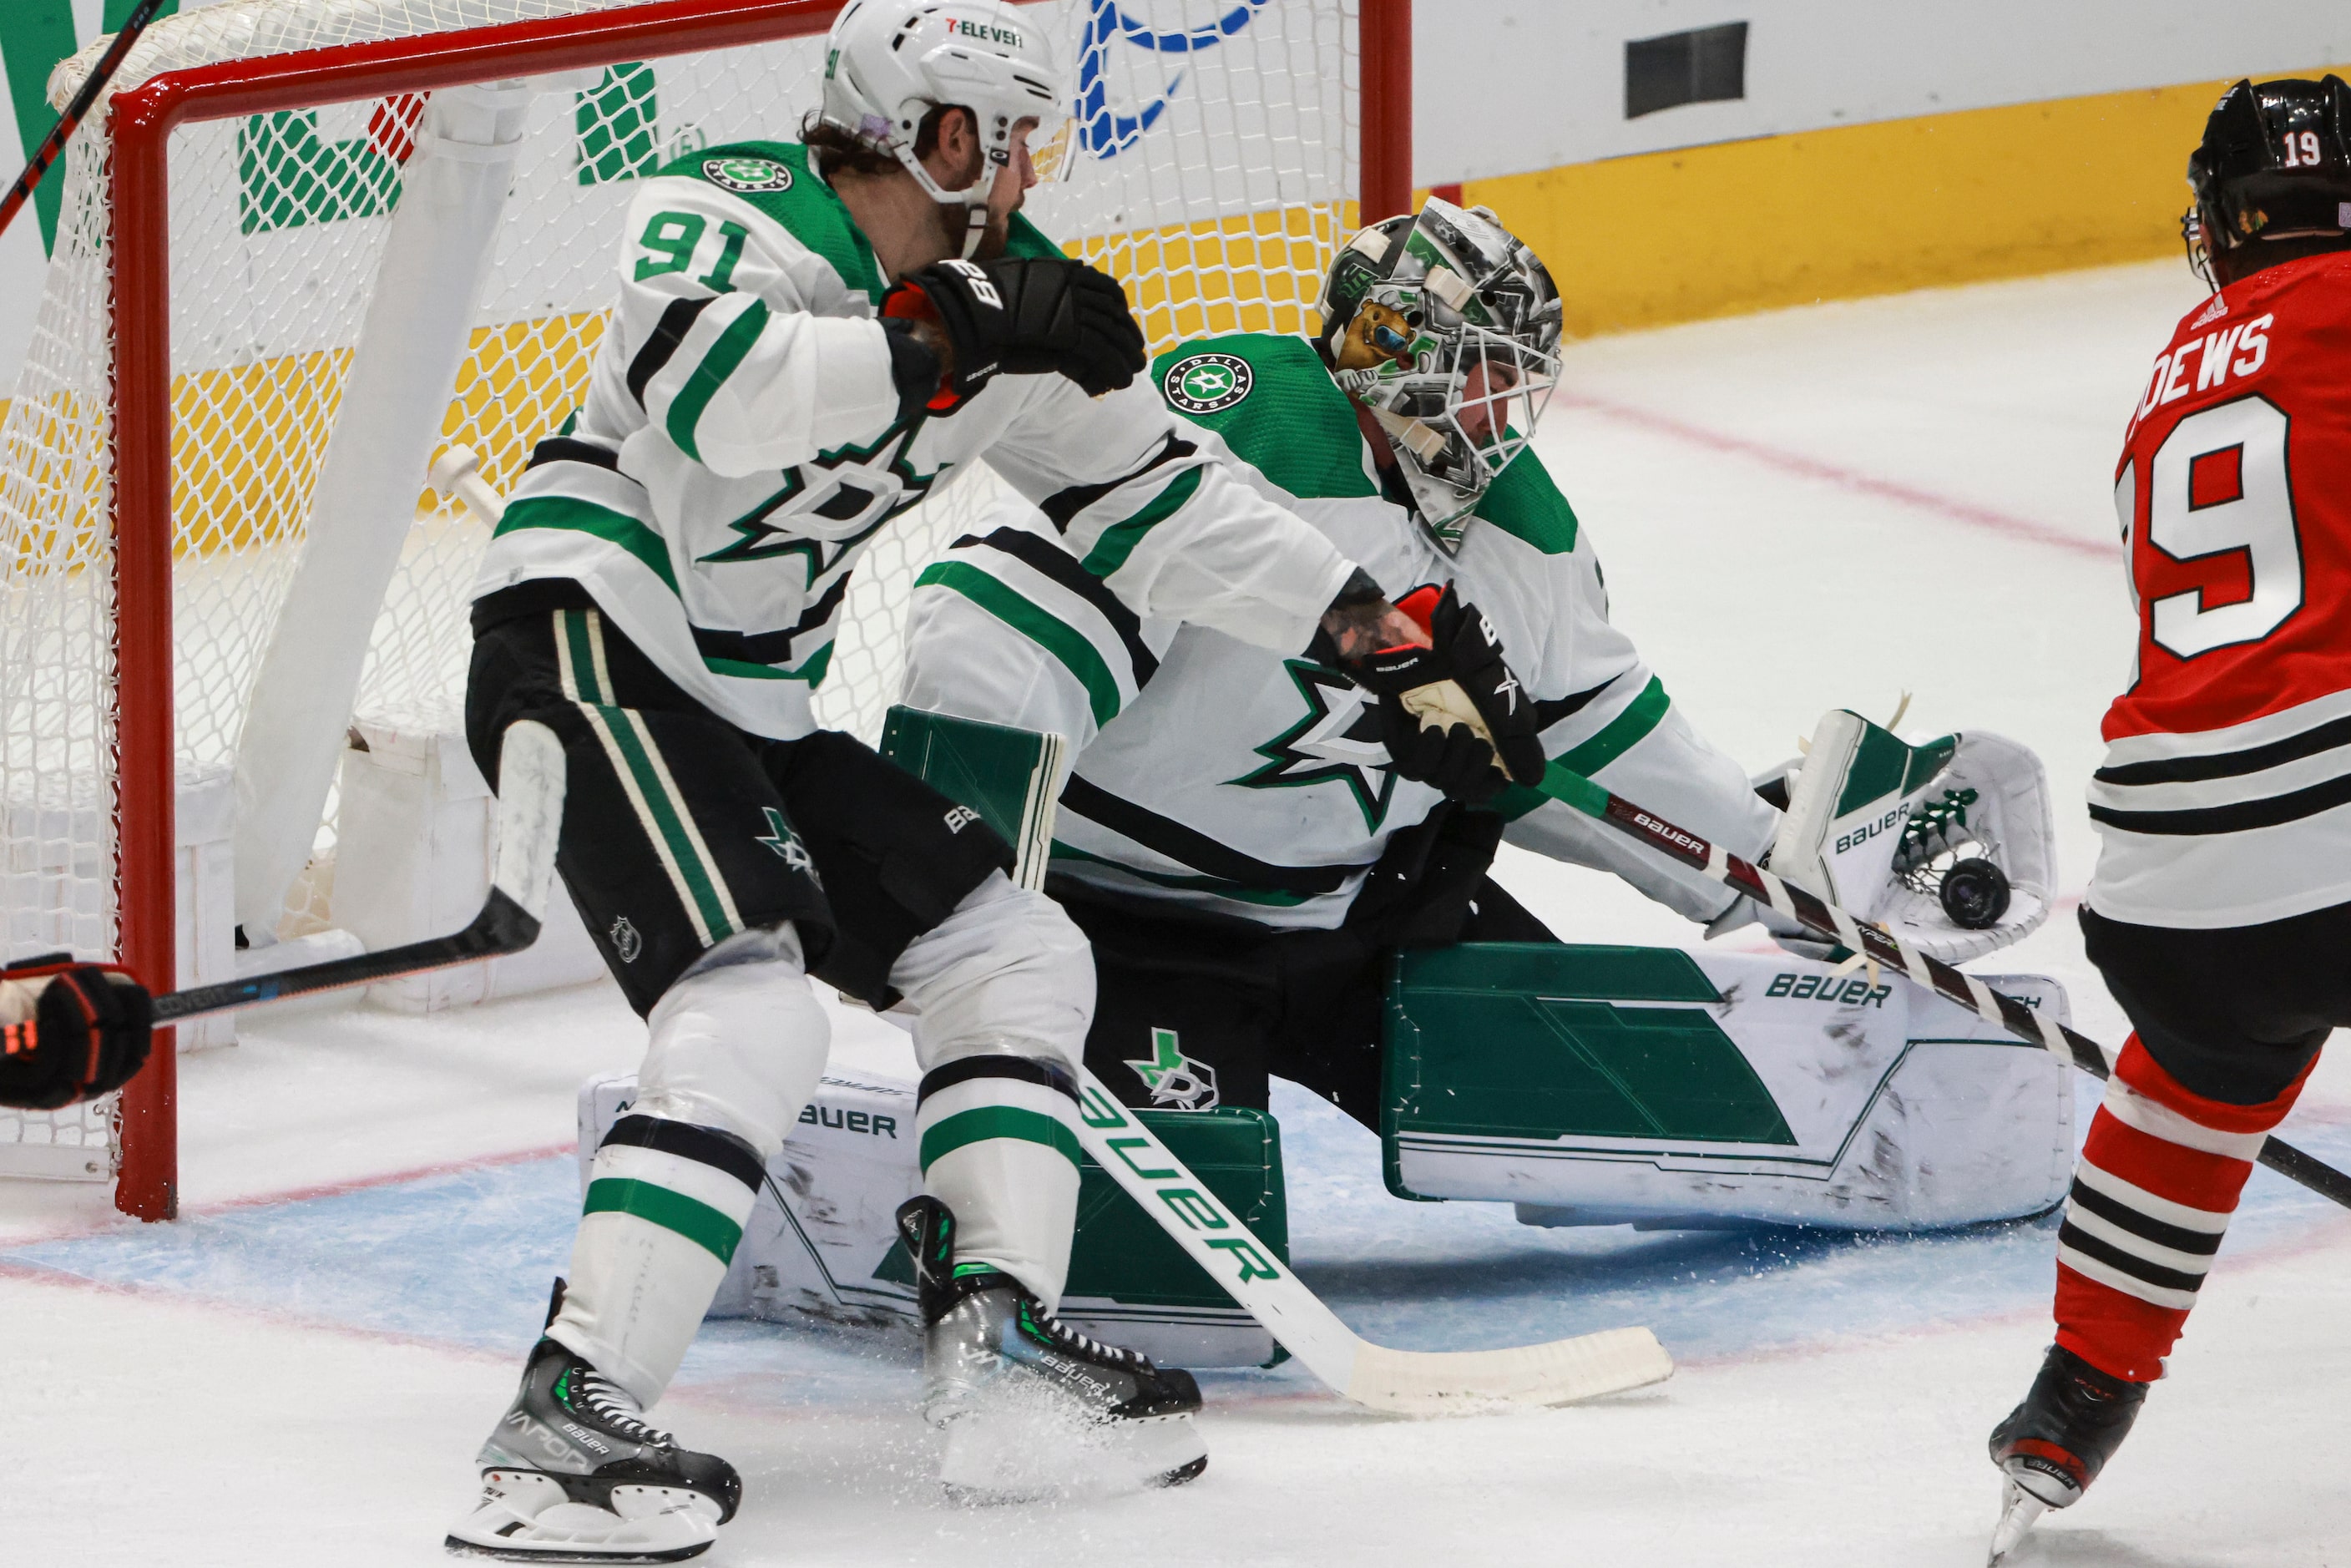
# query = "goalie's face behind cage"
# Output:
<box><xmin>1317</xmin><ymin>198</ymin><xmax>1565</xmax><ymax>552</ymax></box>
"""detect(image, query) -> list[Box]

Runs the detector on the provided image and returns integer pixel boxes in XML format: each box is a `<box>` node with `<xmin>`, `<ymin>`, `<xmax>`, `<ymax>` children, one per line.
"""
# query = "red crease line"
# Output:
<box><xmin>1556</xmin><ymin>392</ymin><xmax>2111</xmax><ymax>562</ymax></box>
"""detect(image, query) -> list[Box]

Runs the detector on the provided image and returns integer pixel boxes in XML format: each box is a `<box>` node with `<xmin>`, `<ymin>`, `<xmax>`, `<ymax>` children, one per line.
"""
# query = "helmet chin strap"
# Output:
<box><xmin>888</xmin><ymin>140</ymin><xmax>994</xmax><ymax>261</ymax></box>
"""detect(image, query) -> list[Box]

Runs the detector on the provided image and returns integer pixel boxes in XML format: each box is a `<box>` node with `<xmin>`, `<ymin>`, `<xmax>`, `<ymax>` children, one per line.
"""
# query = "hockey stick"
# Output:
<box><xmin>149</xmin><ymin>721</ymin><xmax>566</xmax><ymax>1024</ymax></box>
<box><xmin>0</xmin><ymin>0</ymin><xmax>169</xmax><ymax>242</ymax></box>
<box><xmin>1529</xmin><ymin>759</ymin><xmax>2351</xmax><ymax>1211</ymax></box>
<box><xmin>1069</xmin><ymin>1070</ymin><xmax>1675</xmax><ymax>1414</ymax></box>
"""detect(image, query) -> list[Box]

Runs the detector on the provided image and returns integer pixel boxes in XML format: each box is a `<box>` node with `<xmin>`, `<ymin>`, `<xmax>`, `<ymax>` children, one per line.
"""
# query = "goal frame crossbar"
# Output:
<box><xmin>94</xmin><ymin>0</ymin><xmax>1413</xmax><ymax>1220</ymax></box>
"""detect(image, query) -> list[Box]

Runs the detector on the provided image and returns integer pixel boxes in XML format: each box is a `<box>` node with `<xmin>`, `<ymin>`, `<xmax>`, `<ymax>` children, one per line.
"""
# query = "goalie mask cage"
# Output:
<box><xmin>0</xmin><ymin>0</ymin><xmax>1411</xmax><ymax>1218</ymax></box>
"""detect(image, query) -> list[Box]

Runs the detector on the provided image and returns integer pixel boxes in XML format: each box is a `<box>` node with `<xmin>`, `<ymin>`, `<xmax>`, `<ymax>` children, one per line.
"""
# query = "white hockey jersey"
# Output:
<box><xmin>899</xmin><ymin>332</ymin><xmax>1777</xmax><ymax>930</ymax></box>
<box><xmin>469</xmin><ymin>143</ymin><xmax>1354</xmax><ymax>739</ymax></box>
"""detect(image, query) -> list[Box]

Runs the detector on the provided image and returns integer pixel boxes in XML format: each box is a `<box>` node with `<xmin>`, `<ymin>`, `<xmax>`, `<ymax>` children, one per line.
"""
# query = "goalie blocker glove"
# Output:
<box><xmin>1341</xmin><ymin>581</ymin><xmax>1546</xmax><ymax>799</ymax></box>
<box><xmin>887</xmin><ymin>255</ymin><xmax>1147</xmax><ymax>407</ymax></box>
<box><xmin>0</xmin><ymin>957</ymin><xmax>152</xmax><ymax>1111</ymax></box>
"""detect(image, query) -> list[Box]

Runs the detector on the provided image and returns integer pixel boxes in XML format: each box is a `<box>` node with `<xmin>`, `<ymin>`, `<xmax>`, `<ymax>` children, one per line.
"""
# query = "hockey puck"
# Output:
<box><xmin>1939</xmin><ymin>857</ymin><xmax>2011</xmax><ymax>929</ymax></box>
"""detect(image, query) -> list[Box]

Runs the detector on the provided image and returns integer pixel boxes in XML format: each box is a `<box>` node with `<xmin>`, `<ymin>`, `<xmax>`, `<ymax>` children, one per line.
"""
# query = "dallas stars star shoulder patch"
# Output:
<box><xmin>1162</xmin><ymin>351</ymin><xmax>1254</xmax><ymax>415</ymax></box>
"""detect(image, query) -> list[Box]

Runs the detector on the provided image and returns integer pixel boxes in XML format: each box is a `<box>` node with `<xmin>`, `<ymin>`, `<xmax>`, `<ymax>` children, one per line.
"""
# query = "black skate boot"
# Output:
<box><xmin>896</xmin><ymin>1195</ymin><xmax>1208</xmax><ymax>1501</ymax></box>
<box><xmin>447</xmin><ymin>1323</ymin><xmax>741</xmax><ymax>1562</ymax></box>
<box><xmin>1984</xmin><ymin>1344</ymin><xmax>2150</xmax><ymax>1562</ymax></box>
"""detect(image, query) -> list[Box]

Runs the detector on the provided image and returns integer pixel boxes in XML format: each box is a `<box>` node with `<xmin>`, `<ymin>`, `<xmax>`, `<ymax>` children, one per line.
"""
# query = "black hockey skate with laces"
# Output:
<box><xmin>447</xmin><ymin>1332</ymin><xmax>741</xmax><ymax>1562</ymax></box>
<box><xmin>1985</xmin><ymin>1344</ymin><xmax>2150</xmax><ymax>1563</ymax></box>
<box><xmin>896</xmin><ymin>1195</ymin><xmax>1207</xmax><ymax>1500</ymax></box>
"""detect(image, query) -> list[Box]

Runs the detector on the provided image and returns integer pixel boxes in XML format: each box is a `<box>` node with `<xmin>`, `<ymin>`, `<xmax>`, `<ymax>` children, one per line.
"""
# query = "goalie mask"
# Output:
<box><xmin>819</xmin><ymin>0</ymin><xmax>1069</xmax><ymax>258</ymax></box>
<box><xmin>1317</xmin><ymin>198</ymin><xmax>1563</xmax><ymax>553</ymax></box>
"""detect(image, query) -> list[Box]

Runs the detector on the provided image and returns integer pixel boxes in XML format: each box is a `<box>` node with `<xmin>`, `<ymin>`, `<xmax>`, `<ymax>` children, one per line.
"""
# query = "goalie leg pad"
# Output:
<box><xmin>1383</xmin><ymin>943</ymin><xmax>2075</xmax><ymax>1230</ymax></box>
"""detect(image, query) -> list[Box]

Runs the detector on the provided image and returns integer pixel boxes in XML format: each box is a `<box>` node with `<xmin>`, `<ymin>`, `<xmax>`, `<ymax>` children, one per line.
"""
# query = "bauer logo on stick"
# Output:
<box><xmin>1163</xmin><ymin>352</ymin><xmax>1253</xmax><ymax>414</ymax></box>
<box><xmin>701</xmin><ymin>155</ymin><xmax>793</xmax><ymax>193</ymax></box>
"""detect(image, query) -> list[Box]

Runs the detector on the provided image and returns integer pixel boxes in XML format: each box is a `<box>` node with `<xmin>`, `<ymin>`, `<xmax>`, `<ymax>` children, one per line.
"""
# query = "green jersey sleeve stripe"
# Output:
<box><xmin>1559</xmin><ymin>675</ymin><xmax>1671</xmax><ymax>777</ymax></box>
<box><xmin>918</xmin><ymin>1105</ymin><xmax>1082</xmax><ymax>1172</ymax></box>
<box><xmin>915</xmin><ymin>560</ymin><xmax>1124</xmax><ymax>727</ymax></box>
<box><xmin>665</xmin><ymin>296</ymin><xmax>771</xmax><ymax>463</ymax></box>
<box><xmin>496</xmin><ymin>494</ymin><xmax>679</xmax><ymax>593</ymax></box>
<box><xmin>1077</xmin><ymin>464</ymin><xmax>1205</xmax><ymax>579</ymax></box>
<box><xmin>582</xmin><ymin>1176</ymin><xmax>744</xmax><ymax>1262</ymax></box>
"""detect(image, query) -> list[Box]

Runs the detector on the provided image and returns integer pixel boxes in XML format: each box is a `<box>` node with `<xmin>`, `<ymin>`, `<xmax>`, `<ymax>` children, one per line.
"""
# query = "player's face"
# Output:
<box><xmin>968</xmin><ymin>116</ymin><xmax>1040</xmax><ymax>261</ymax></box>
<box><xmin>1455</xmin><ymin>358</ymin><xmax>1519</xmax><ymax>448</ymax></box>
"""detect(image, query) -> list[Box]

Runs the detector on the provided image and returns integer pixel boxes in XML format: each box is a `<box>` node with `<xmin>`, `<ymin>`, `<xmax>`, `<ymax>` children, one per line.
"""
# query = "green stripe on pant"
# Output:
<box><xmin>582</xmin><ymin>1176</ymin><xmax>746</xmax><ymax>1262</ymax></box>
<box><xmin>918</xmin><ymin>1105</ymin><xmax>1084</xmax><ymax>1172</ymax></box>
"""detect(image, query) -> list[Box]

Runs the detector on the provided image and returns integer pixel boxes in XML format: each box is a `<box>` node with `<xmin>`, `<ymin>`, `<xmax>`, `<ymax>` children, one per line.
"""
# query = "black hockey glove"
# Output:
<box><xmin>0</xmin><ymin>957</ymin><xmax>154</xmax><ymax>1111</ymax></box>
<box><xmin>891</xmin><ymin>255</ymin><xmax>1146</xmax><ymax>402</ymax></box>
<box><xmin>1344</xmin><ymin>584</ymin><xmax>1547</xmax><ymax>796</ymax></box>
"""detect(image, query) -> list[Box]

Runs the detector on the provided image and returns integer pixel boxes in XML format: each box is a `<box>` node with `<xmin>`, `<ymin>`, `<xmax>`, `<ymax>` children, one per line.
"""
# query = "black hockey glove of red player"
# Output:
<box><xmin>0</xmin><ymin>957</ymin><xmax>154</xmax><ymax>1111</ymax></box>
<box><xmin>1343</xmin><ymin>584</ymin><xmax>1548</xmax><ymax>802</ymax></box>
<box><xmin>887</xmin><ymin>255</ymin><xmax>1146</xmax><ymax>406</ymax></box>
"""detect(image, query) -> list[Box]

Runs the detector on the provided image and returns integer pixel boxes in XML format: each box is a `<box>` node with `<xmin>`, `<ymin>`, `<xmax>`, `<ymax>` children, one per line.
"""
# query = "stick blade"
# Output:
<box><xmin>1344</xmin><ymin>1326</ymin><xmax>1673</xmax><ymax>1415</ymax></box>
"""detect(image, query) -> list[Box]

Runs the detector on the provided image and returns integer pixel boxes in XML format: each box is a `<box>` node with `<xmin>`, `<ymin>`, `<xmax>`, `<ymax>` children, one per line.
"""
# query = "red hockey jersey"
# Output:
<box><xmin>2089</xmin><ymin>250</ymin><xmax>2351</xmax><ymax>928</ymax></box>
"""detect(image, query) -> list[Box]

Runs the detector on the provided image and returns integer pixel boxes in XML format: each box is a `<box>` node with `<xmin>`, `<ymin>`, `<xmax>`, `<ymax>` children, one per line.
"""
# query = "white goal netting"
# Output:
<box><xmin>0</xmin><ymin>0</ymin><xmax>1359</xmax><ymax>1180</ymax></box>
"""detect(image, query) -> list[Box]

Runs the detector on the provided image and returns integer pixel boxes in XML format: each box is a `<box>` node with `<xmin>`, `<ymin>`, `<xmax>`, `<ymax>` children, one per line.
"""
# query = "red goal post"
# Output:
<box><xmin>68</xmin><ymin>0</ymin><xmax>1413</xmax><ymax>1222</ymax></box>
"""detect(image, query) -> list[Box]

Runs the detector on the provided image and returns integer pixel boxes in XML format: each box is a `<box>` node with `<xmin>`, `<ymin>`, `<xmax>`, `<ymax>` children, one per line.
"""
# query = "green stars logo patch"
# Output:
<box><xmin>1162</xmin><ymin>352</ymin><xmax>1253</xmax><ymax>415</ymax></box>
<box><xmin>1125</xmin><ymin>1027</ymin><xmax>1220</xmax><ymax>1110</ymax></box>
<box><xmin>702</xmin><ymin>155</ymin><xmax>793</xmax><ymax>193</ymax></box>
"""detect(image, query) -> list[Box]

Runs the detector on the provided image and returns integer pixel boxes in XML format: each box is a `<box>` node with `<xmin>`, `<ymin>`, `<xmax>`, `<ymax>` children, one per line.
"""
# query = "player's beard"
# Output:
<box><xmin>937</xmin><ymin>197</ymin><xmax>1015</xmax><ymax>261</ymax></box>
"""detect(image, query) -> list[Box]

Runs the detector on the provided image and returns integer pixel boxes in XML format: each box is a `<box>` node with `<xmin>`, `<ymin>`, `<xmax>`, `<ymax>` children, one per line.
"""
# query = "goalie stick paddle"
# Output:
<box><xmin>1529</xmin><ymin>759</ymin><xmax>2351</xmax><ymax>1211</ymax></box>
<box><xmin>150</xmin><ymin>721</ymin><xmax>566</xmax><ymax>1024</ymax></box>
<box><xmin>0</xmin><ymin>0</ymin><xmax>169</xmax><ymax>242</ymax></box>
<box><xmin>1069</xmin><ymin>1066</ymin><xmax>1676</xmax><ymax>1414</ymax></box>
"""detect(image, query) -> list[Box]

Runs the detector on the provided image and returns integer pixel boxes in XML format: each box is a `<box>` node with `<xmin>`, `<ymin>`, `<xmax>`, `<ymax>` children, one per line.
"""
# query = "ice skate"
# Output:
<box><xmin>897</xmin><ymin>1195</ymin><xmax>1208</xmax><ymax>1502</ymax></box>
<box><xmin>446</xmin><ymin>1335</ymin><xmax>741</xmax><ymax>1561</ymax></box>
<box><xmin>1984</xmin><ymin>1344</ymin><xmax>2149</xmax><ymax>1562</ymax></box>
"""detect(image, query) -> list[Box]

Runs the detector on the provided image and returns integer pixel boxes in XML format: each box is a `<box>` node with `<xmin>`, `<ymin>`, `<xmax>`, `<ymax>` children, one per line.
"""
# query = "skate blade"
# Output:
<box><xmin>938</xmin><ymin>1395</ymin><xmax>1207</xmax><ymax>1504</ymax></box>
<box><xmin>1987</xmin><ymin>1479</ymin><xmax>2048</xmax><ymax>1565</ymax></box>
<box><xmin>446</xmin><ymin>1479</ymin><xmax>718</xmax><ymax>1562</ymax></box>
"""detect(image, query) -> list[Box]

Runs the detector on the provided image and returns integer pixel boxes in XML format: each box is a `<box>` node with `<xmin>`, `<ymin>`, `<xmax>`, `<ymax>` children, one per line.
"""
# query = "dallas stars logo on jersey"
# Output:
<box><xmin>1228</xmin><ymin>659</ymin><xmax>1398</xmax><ymax>832</ymax></box>
<box><xmin>701</xmin><ymin>155</ymin><xmax>793</xmax><ymax>193</ymax></box>
<box><xmin>1125</xmin><ymin>1028</ymin><xmax>1219</xmax><ymax>1110</ymax></box>
<box><xmin>1162</xmin><ymin>352</ymin><xmax>1252</xmax><ymax>415</ymax></box>
<box><xmin>757</xmin><ymin>807</ymin><xmax>819</xmax><ymax>883</ymax></box>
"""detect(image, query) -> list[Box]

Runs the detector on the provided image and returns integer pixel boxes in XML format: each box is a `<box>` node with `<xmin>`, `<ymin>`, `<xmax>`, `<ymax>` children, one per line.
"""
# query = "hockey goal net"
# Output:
<box><xmin>0</xmin><ymin>0</ymin><xmax>1403</xmax><ymax>1216</ymax></box>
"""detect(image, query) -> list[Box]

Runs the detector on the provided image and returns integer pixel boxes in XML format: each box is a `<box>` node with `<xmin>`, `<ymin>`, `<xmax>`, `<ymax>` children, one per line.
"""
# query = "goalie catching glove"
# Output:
<box><xmin>0</xmin><ymin>957</ymin><xmax>153</xmax><ymax>1110</ymax></box>
<box><xmin>1716</xmin><ymin>707</ymin><xmax>2056</xmax><ymax>965</ymax></box>
<box><xmin>1342</xmin><ymin>582</ymin><xmax>1546</xmax><ymax>801</ymax></box>
<box><xmin>886</xmin><ymin>255</ymin><xmax>1147</xmax><ymax>406</ymax></box>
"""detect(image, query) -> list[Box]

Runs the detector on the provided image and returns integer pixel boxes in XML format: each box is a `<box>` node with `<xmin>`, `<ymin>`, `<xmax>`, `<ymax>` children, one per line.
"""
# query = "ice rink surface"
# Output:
<box><xmin>8</xmin><ymin>260</ymin><xmax>2351</xmax><ymax>1565</ymax></box>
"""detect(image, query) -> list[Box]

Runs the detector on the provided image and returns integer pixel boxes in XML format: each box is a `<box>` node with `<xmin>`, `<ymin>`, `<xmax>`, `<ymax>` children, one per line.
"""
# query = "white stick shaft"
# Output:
<box><xmin>1070</xmin><ymin>1070</ymin><xmax>1365</xmax><ymax>1394</ymax></box>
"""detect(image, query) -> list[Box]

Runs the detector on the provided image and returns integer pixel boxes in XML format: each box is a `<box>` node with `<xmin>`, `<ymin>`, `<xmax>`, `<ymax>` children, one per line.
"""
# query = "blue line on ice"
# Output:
<box><xmin>9</xmin><ymin>1076</ymin><xmax>2346</xmax><ymax>1408</ymax></box>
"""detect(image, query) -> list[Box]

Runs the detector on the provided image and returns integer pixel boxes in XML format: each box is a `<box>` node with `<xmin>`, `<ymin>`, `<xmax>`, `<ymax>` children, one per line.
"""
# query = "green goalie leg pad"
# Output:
<box><xmin>1381</xmin><ymin>941</ymin><xmax>2075</xmax><ymax>1231</ymax></box>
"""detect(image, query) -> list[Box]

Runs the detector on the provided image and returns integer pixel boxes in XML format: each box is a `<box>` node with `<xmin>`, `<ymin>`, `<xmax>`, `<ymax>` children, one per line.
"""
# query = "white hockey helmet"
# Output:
<box><xmin>1317</xmin><ymin>199</ymin><xmax>1564</xmax><ymax>552</ymax></box>
<box><xmin>818</xmin><ymin>0</ymin><xmax>1068</xmax><ymax>255</ymax></box>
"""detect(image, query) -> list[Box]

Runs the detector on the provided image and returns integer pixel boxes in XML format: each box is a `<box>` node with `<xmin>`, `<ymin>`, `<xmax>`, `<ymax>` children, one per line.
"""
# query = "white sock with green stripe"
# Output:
<box><xmin>915</xmin><ymin>1056</ymin><xmax>1084</xmax><ymax>1313</ymax></box>
<box><xmin>550</xmin><ymin>943</ymin><xmax>831</xmax><ymax>1405</ymax></box>
<box><xmin>553</xmin><ymin>1113</ymin><xmax>767</xmax><ymax>1406</ymax></box>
